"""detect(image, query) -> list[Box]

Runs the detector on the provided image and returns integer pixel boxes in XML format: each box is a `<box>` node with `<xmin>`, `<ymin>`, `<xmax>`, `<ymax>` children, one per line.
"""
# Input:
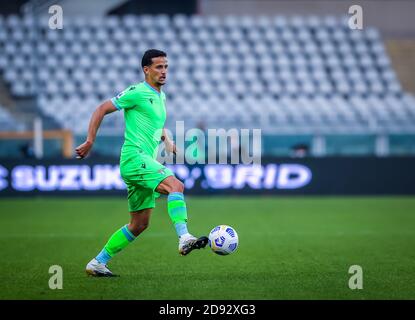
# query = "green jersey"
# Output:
<box><xmin>111</xmin><ymin>81</ymin><xmax>167</xmax><ymax>158</ymax></box>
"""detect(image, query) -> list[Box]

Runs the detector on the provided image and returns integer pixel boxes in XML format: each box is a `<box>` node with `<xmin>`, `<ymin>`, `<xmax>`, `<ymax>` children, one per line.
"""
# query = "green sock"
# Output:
<box><xmin>167</xmin><ymin>192</ymin><xmax>189</xmax><ymax>237</ymax></box>
<box><xmin>95</xmin><ymin>224</ymin><xmax>136</xmax><ymax>264</ymax></box>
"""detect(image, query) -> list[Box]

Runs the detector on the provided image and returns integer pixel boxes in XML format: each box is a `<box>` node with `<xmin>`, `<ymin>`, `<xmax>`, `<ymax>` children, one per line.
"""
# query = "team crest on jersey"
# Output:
<box><xmin>115</xmin><ymin>91</ymin><xmax>125</xmax><ymax>99</ymax></box>
<box><xmin>149</xmin><ymin>98</ymin><xmax>153</xmax><ymax>104</ymax></box>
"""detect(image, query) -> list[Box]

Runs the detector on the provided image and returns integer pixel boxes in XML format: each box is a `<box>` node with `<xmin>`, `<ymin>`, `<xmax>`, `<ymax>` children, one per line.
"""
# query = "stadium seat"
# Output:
<box><xmin>0</xmin><ymin>14</ymin><xmax>414</xmax><ymax>134</ymax></box>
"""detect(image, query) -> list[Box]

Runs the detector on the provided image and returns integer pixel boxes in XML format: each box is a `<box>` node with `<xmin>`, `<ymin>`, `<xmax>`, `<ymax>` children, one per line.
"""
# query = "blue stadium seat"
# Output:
<box><xmin>0</xmin><ymin>14</ymin><xmax>413</xmax><ymax>134</ymax></box>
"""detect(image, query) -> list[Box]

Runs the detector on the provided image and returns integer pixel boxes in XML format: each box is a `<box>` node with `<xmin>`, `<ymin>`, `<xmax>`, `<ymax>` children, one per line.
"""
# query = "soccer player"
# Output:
<box><xmin>75</xmin><ymin>49</ymin><xmax>208</xmax><ymax>277</ymax></box>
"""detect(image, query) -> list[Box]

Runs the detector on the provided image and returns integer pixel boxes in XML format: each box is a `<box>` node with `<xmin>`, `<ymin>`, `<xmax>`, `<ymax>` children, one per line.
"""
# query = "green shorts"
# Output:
<box><xmin>120</xmin><ymin>149</ymin><xmax>174</xmax><ymax>212</ymax></box>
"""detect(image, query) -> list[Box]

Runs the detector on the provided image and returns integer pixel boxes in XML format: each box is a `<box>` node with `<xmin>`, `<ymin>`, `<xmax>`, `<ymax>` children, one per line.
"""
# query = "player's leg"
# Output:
<box><xmin>156</xmin><ymin>176</ymin><xmax>208</xmax><ymax>255</ymax></box>
<box><xmin>86</xmin><ymin>208</ymin><xmax>152</xmax><ymax>277</ymax></box>
<box><xmin>86</xmin><ymin>180</ymin><xmax>154</xmax><ymax>277</ymax></box>
<box><xmin>128</xmin><ymin>208</ymin><xmax>152</xmax><ymax>237</ymax></box>
<box><xmin>156</xmin><ymin>176</ymin><xmax>190</xmax><ymax>239</ymax></box>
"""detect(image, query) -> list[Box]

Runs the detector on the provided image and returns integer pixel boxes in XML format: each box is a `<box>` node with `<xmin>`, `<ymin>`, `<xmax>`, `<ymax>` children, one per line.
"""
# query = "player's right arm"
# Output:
<box><xmin>75</xmin><ymin>85</ymin><xmax>138</xmax><ymax>159</ymax></box>
<box><xmin>75</xmin><ymin>100</ymin><xmax>117</xmax><ymax>159</ymax></box>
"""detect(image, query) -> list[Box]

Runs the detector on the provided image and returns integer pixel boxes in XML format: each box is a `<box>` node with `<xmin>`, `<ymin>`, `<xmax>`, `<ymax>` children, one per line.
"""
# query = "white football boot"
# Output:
<box><xmin>85</xmin><ymin>258</ymin><xmax>117</xmax><ymax>277</ymax></box>
<box><xmin>178</xmin><ymin>234</ymin><xmax>209</xmax><ymax>256</ymax></box>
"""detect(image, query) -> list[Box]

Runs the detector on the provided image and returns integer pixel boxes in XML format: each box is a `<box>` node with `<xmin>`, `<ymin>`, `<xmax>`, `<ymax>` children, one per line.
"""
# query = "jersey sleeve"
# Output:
<box><xmin>111</xmin><ymin>85</ymin><xmax>140</xmax><ymax>110</ymax></box>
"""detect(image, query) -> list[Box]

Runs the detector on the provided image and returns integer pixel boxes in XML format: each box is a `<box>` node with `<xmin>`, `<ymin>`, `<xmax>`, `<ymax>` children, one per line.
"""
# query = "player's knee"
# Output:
<box><xmin>139</xmin><ymin>221</ymin><xmax>150</xmax><ymax>232</ymax></box>
<box><xmin>129</xmin><ymin>221</ymin><xmax>149</xmax><ymax>235</ymax></box>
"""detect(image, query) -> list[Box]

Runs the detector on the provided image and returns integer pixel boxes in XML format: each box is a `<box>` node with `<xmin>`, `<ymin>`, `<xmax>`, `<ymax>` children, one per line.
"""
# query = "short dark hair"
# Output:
<box><xmin>141</xmin><ymin>49</ymin><xmax>167</xmax><ymax>68</ymax></box>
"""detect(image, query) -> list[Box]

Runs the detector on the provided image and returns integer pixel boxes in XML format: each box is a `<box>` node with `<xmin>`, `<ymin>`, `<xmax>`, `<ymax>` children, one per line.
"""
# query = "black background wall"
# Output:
<box><xmin>0</xmin><ymin>0</ymin><xmax>28</xmax><ymax>15</ymax></box>
<box><xmin>1</xmin><ymin>157</ymin><xmax>414</xmax><ymax>196</ymax></box>
<box><xmin>108</xmin><ymin>0</ymin><xmax>198</xmax><ymax>15</ymax></box>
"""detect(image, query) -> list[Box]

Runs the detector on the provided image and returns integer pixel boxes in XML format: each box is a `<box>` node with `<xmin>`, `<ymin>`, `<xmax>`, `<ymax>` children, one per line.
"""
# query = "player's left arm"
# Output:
<box><xmin>161</xmin><ymin>128</ymin><xmax>176</xmax><ymax>155</ymax></box>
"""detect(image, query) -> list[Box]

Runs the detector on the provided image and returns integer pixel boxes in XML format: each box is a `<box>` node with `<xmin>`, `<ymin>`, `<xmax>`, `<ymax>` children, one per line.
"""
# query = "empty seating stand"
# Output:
<box><xmin>0</xmin><ymin>14</ymin><xmax>414</xmax><ymax>134</ymax></box>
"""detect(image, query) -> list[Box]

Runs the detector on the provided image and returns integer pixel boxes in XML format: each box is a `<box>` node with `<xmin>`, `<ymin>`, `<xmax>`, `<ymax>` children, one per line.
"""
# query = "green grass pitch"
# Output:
<box><xmin>0</xmin><ymin>196</ymin><xmax>414</xmax><ymax>300</ymax></box>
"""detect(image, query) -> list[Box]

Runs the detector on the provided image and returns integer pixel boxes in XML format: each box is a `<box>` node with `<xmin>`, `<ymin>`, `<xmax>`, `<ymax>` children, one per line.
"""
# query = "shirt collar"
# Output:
<box><xmin>144</xmin><ymin>81</ymin><xmax>161</xmax><ymax>95</ymax></box>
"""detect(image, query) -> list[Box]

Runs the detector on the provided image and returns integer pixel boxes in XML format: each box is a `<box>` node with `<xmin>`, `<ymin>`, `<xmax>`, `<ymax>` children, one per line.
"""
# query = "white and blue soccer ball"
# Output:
<box><xmin>208</xmin><ymin>225</ymin><xmax>239</xmax><ymax>255</ymax></box>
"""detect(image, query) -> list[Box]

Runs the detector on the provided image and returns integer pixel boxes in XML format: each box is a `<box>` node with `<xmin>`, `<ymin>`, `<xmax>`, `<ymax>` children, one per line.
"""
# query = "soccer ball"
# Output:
<box><xmin>208</xmin><ymin>225</ymin><xmax>239</xmax><ymax>255</ymax></box>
